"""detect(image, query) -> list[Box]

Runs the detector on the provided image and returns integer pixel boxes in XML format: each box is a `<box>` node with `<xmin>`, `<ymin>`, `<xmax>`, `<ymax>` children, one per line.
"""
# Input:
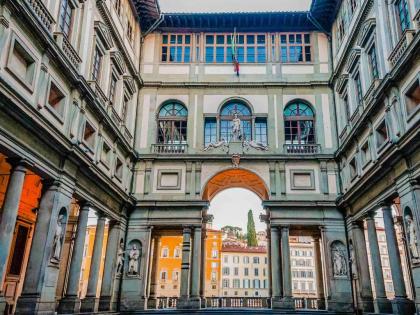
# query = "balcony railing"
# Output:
<box><xmin>28</xmin><ymin>0</ymin><xmax>55</xmax><ymax>31</ymax></box>
<box><xmin>152</xmin><ymin>143</ymin><xmax>188</xmax><ymax>154</ymax></box>
<box><xmin>294</xmin><ymin>297</ymin><xmax>322</xmax><ymax>310</ymax></box>
<box><xmin>53</xmin><ymin>32</ymin><xmax>82</xmax><ymax>70</ymax></box>
<box><xmin>156</xmin><ymin>297</ymin><xmax>177</xmax><ymax>309</ymax></box>
<box><xmin>284</xmin><ymin>144</ymin><xmax>320</xmax><ymax>154</ymax></box>
<box><xmin>206</xmin><ymin>297</ymin><xmax>270</xmax><ymax>308</ymax></box>
<box><xmin>389</xmin><ymin>30</ymin><xmax>416</xmax><ymax>67</ymax></box>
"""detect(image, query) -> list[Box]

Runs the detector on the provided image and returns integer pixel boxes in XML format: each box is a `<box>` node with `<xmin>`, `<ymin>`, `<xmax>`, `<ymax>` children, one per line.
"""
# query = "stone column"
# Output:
<box><xmin>200</xmin><ymin>231</ymin><xmax>207</xmax><ymax>308</ymax></box>
<box><xmin>177</xmin><ymin>227</ymin><xmax>192</xmax><ymax>309</ymax></box>
<box><xmin>365</xmin><ymin>212</ymin><xmax>393</xmax><ymax>313</ymax></box>
<box><xmin>80</xmin><ymin>212</ymin><xmax>106</xmax><ymax>313</ymax></box>
<box><xmin>16</xmin><ymin>179</ymin><xmax>74</xmax><ymax>314</ymax></box>
<box><xmin>99</xmin><ymin>220</ymin><xmax>121</xmax><ymax>311</ymax></box>
<box><xmin>190</xmin><ymin>227</ymin><xmax>202</xmax><ymax>308</ymax></box>
<box><xmin>147</xmin><ymin>235</ymin><xmax>160</xmax><ymax>308</ymax></box>
<box><xmin>313</xmin><ymin>235</ymin><xmax>325</xmax><ymax>310</ymax></box>
<box><xmin>382</xmin><ymin>205</ymin><xmax>414</xmax><ymax>314</ymax></box>
<box><xmin>0</xmin><ymin>159</ymin><xmax>27</xmax><ymax>312</ymax></box>
<box><xmin>57</xmin><ymin>202</ymin><xmax>90</xmax><ymax>313</ymax></box>
<box><xmin>351</xmin><ymin>221</ymin><xmax>374</xmax><ymax>312</ymax></box>
<box><xmin>270</xmin><ymin>227</ymin><xmax>282</xmax><ymax>308</ymax></box>
<box><xmin>280</xmin><ymin>226</ymin><xmax>294</xmax><ymax>309</ymax></box>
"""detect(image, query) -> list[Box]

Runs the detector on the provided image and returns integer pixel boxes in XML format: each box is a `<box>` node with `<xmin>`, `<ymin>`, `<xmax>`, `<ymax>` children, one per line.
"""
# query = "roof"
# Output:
<box><xmin>132</xmin><ymin>0</ymin><xmax>341</xmax><ymax>34</ymax></box>
<box><xmin>222</xmin><ymin>245</ymin><xmax>267</xmax><ymax>253</ymax></box>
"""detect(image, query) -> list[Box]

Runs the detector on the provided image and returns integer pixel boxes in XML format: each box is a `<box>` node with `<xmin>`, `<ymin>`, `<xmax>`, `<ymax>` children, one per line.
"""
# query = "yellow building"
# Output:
<box><xmin>156</xmin><ymin>230</ymin><xmax>222</xmax><ymax>297</ymax></box>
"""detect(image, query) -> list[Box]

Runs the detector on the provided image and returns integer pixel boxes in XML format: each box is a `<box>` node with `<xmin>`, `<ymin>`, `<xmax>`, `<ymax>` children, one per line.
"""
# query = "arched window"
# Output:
<box><xmin>220</xmin><ymin>101</ymin><xmax>252</xmax><ymax>141</ymax></box>
<box><xmin>157</xmin><ymin>101</ymin><xmax>188</xmax><ymax>144</ymax></box>
<box><xmin>284</xmin><ymin>101</ymin><xmax>315</xmax><ymax>144</ymax></box>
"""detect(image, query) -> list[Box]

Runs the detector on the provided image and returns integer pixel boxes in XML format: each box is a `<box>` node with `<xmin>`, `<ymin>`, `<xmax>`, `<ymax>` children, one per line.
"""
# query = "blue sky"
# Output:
<box><xmin>159</xmin><ymin>0</ymin><xmax>312</xmax><ymax>13</ymax></box>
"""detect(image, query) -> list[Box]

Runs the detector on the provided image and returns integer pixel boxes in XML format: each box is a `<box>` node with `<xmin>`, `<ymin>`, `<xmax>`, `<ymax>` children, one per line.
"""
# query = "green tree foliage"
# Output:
<box><xmin>247</xmin><ymin>209</ymin><xmax>258</xmax><ymax>247</ymax></box>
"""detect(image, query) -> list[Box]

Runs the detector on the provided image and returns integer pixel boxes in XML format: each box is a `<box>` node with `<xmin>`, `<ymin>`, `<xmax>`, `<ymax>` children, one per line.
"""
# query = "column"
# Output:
<box><xmin>57</xmin><ymin>202</ymin><xmax>90</xmax><ymax>313</ymax></box>
<box><xmin>280</xmin><ymin>226</ymin><xmax>294</xmax><ymax>309</ymax></box>
<box><xmin>313</xmin><ymin>235</ymin><xmax>325</xmax><ymax>310</ymax></box>
<box><xmin>199</xmin><ymin>231</ymin><xmax>206</xmax><ymax>308</ymax></box>
<box><xmin>190</xmin><ymin>227</ymin><xmax>202</xmax><ymax>308</ymax></box>
<box><xmin>99</xmin><ymin>220</ymin><xmax>121</xmax><ymax>311</ymax></box>
<box><xmin>365</xmin><ymin>211</ymin><xmax>392</xmax><ymax>313</ymax></box>
<box><xmin>0</xmin><ymin>160</ymin><xmax>27</xmax><ymax>312</ymax></box>
<box><xmin>147</xmin><ymin>235</ymin><xmax>160</xmax><ymax>308</ymax></box>
<box><xmin>382</xmin><ymin>205</ymin><xmax>414</xmax><ymax>314</ymax></box>
<box><xmin>270</xmin><ymin>227</ymin><xmax>282</xmax><ymax>308</ymax></box>
<box><xmin>177</xmin><ymin>227</ymin><xmax>192</xmax><ymax>309</ymax></box>
<box><xmin>80</xmin><ymin>212</ymin><xmax>106</xmax><ymax>313</ymax></box>
<box><xmin>351</xmin><ymin>221</ymin><xmax>374</xmax><ymax>312</ymax></box>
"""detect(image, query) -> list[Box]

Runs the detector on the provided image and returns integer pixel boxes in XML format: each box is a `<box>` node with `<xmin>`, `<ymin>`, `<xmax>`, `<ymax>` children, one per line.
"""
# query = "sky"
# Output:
<box><xmin>208</xmin><ymin>188</ymin><xmax>266</xmax><ymax>232</ymax></box>
<box><xmin>158</xmin><ymin>0</ymin><xmax>312</xmax><ymax>13</ymax></box>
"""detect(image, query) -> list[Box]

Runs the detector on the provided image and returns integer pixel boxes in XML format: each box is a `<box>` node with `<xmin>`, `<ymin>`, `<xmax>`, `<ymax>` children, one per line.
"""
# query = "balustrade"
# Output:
<box><xmin>294</xmin><ymin>297</ymin><xmax>319</xmax><ymax>310</ymax></box>
<box><xmin>388</xmin><ymin>30</ymin><xmax>416</xmax><ymax>67</ymax></box>
<box><xmin>205</xmin><ymin>297</ymin><xmax>270</xmax><ymax>308</ymax></box>
<box><xmin>152</xmin><ymin>143</ymin><xmax>188</xmax><ymax>154</ymax></box>
<box><xmin>284</xmin><ymin>143</ymin><xmax>320</xmax><ymax>154</ymax></box>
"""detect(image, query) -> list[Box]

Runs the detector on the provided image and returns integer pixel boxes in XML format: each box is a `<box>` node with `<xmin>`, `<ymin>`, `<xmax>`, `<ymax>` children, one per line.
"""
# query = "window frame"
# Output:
<box><xmin>279</xmin><ymin>33</ymin><xmax>312</xmax><ymax>63</ymax></box>
<box><xmin>161</xmin><ymin>34</ymin><xmax>193</xmax><ymax>63</ymax></box>
<box><xmin>283</xmin><ymin>100</ymin><xmax>316</xmax><ymax>145</ymax></box>
<box><xmin>91</xmin><ymin>45</ymin><xmax>104</xmax><ymax>82</ymax></box>
<box><xmin>59</xmin><ymin>0</ymin><xmax>74</xmax><ymax>38</ymax></box>
<box><xmin>396</xmin><ymin>0</ymin><xmax>411</xmax><ymax>34</ymax></box>
<box><xmin>156</xmin><ymin>101</ymin><xmax>188</xmax><ymax>144</ymax></box>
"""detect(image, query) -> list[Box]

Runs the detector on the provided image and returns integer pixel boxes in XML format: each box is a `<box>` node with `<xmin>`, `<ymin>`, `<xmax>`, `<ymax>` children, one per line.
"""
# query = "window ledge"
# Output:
<box><xmin>152</xmin><ymin>143</ymin><xmax>188</xmax><ymax>154</ymax></box>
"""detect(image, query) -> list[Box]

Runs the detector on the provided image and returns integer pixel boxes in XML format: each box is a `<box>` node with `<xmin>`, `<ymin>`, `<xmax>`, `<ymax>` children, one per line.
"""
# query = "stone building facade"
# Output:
<box><xmin>0</xmin><ymin>0</ymin><xmax>418</xmax><ymax>314</ymax></box>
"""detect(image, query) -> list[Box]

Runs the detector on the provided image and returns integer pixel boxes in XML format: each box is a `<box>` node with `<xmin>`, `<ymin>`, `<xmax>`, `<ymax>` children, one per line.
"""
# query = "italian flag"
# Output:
<box><xmin>231</xmin><ymin>28</ymin><xmax>239</xmax><ymax>76</ymax></box>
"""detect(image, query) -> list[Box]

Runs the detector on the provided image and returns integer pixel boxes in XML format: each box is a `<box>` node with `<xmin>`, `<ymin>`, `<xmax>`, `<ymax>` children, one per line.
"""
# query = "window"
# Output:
<box><xmin>211</xmin><ymin>249</ymin><xmax>218</xmax><ymax>258</ymax></box>
<box><xmin>114</xmin><ymin>0</ymin><xmax>121</xmax><ymax>15</ymax></box>
<box><xmin>279</xmin><ymin>33</ymin><xmax>311</xmax><ymax>63</ymax></box>
<box><xmin>161</xmin><ymin>247</ymin><xmax>169</xmax><ymax>257</ymax></box>
<box><xmin>127</xmin><ymin>20</ymin><xmax>134</xmax><ymax>42</ymax></box>
<box><xmin>243</xmin><ymin>256</ymin><xmax>249</xmax><ymax>264</ymax></box>
<box><xmin>354</xmin><ymin>72</ymin><xmax>363</xmax><ymax>105</ymax></box>
<box><xmin>224</xmin><ymin>256</ymin><xmax>228</xmax><ymax>263</ymax></box>
<box><xmin>284</xmin><ymin>101</ymin><xmax>315</xmax><ymax>144</ymax></box>
<box><xmin>396</xmin><ymin>0</ymin><xmax>411</xmax><ymax>33</ymax></box>
<box><xmin>404</xmin><ymin>80</ymin><xmax>420</xmax><ymax>116</ymax></box>
<box><xmin>220</xmin><ymin>101</ymin><xmax>252</xmax><ymax>142</ymax></box>
<box><xmin>161</xmin><ymin>34</ymin><xmax>192</xmax><ymax>63</ymax></box>
<box><xmin>8</xmin><ymin>39</ymin><xmax>36</xmax><ymax>88</ymax></box>
<box><xmin>115</xmin><ymin>157</ymin><xmax>123</xmax><ymax>180</ymax></box>
<box><xmin>157</xmin><ymin>102</ymin><xmax>188</xmax><ymax>144</ymax></box>
<box><xmin>233</xmin><ymin>256</ymin><xmax>240</xmax><ymax>263</ymax></box>
<box><xmin>234</xmin><ymin>267</ymin><xmax>239</xmax><ymax>276</ymax></box>
<box><xmin>59</xmin><ymin>0</ymin><xmax>73</xmax><ymax>37</ymax></box>
<box><xmin>174</xmin><ymin>247</ymin><xmax>181</xmax><ymax>257</ymax></box>
<box><xmin>109</xmin><ymin>73</ymin><xmax>118</xmax><ymax>105</ymax></box>
<box><xmin>83</xmin><ymin>120</ymin><xmax>96</xmax><ymax>149</ymax></box>
<box><xmin>161</xmin><ymin>270</ymin><xmax>167</xmax><ymax>280</ymax></box>
<box><xmin>173</xmin><ymin>271</ymin><xmax>179</xmax><ymax>281</ymax></box>
<box><xmin>244</xmin><ymin>267</ymin><xmax>249</xmax><ymax>276</ymax></box>
<box><xmin>253</xmin><ymin>257</ymin><xmax>259</xmax><ymax>264</ymax></box>
<box><xmin>254</xmin><ymin>268</ymin><xmax>259</xmax><ymax>276</ymax></box>
<box><xmin>204</xmin><ymin>117</ymin><xmax>217</xmax><ymax>146</ymax></box>
<box><xmin>47</xmin><ymin>81</ymin><xmax>66</xmax><ymax>117</ymax></box>
<box><xmin>253</xmin><ymin>279</ymin><xmax>260</xmax><ymax>289</ymax></box>
<box><xmin>360</xmin><ymin>141</ymin><xmax>371</xmax><ymax>166</ymax></box>
<box><xmin>343</xmin><ymin>93</ymin><xmax>350</xmax><ymax>122</ymax></box>
<box><xmin>101</xmin><ymin>141</ymin><xmax>112</xmax><ymax>166</ymax></box>
<box><xmin>92</xmin><ymin>46</ymin><xmax>103</xmax><ymax>82</ymax></box>
<box><xmin>255</xmin><ymin>117</ymin><xmax>267</xmax><ymax>145</ymax></box>
<box><xmin>349</xmin><ymin>157</ymin><xmax>357</xmax><ymax>179</ymax></box>
<box><xmin>211</xmin><ymin>271</ymin><xmax>217</xmax><ymax>281</ymax></box>
<box><xmin>223</xmin><ymin>279</ymin><xmax>229</xmax><ymax>288</ymax></box>
<box><xmin>368</xmin><ymin>45</ymin><xmax>379</xmax><ymax>80</ymax></box>
<box><xmin>205</xmin><ymin>34</ymin><xmax>266</xmax><ymax>63</ymax></box>
<box><xmin>222</xmin><ymin>267</ymin><xmax>230</xmax><ymax>275</ymax></box>
<box><xmin>375</xmin><ymin>120</ymin><xmax>388</xmax><ymax>148</ymax></box>
<box><xmin>233</xmin><ymin>279</ymin><xmax>240</xmax><ymax>288</ymax></box>
<box><xmin>211</xmin><ymin>262</ymin><xmax>218</xmax><ymax>268</ymax></box>
<box><xmin>121</xmin><ymin>95</ymin><xmax>129</xmax><ymax>123</ymax></box>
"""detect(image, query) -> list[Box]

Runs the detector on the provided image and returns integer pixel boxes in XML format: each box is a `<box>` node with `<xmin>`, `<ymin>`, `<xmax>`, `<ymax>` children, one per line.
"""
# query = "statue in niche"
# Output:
<box><xmin>405</xmin><ymin>214</ymin><xmax>420</xmax><ymax>261</ymax></box>
<box><xmin>116</xmin><ymin>241</ymin><xmax>125</xmax><ymax>274</ymax></box>
<box><xmin>127</xmin><ymin>244</ymin><xmax>140</xmax><ymax>275</ymax></box>
<box><xmin>231</xmin><ymin>113</ymin><xmax>242</xmax><ymax>141</ymax></box>
<box><xmin>349</xmin><ymin>242</ymin><xmax>357</xmax><ymax>278</ymax></box>
<box><xmin>332</xmin><ymin>242</ymin><xmax>348</xmax><ymax>277</ymax></box>
<box><xmin>51</xmin><ymin>214</ymin><xmax>65</xmax><ymax>263</ymax></box>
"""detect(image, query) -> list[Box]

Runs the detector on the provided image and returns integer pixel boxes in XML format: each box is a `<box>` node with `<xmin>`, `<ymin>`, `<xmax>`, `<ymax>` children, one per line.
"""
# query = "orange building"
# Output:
<box><xmin>156</xmin><ymin>229</ymin><xmax>223</xmax><ymax>297</ymax></box>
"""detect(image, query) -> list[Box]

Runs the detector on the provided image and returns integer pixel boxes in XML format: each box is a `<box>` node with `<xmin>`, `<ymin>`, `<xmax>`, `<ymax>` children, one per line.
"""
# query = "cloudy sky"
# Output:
<box><xmin>208</xmin><ymin>188</ymin><xmax>266</xmax><ymax>232</ymax></box>
<box><xmin>159</xmin><ymin>0</ymin><xmax>312</xmax><ymax>13</ymax></box>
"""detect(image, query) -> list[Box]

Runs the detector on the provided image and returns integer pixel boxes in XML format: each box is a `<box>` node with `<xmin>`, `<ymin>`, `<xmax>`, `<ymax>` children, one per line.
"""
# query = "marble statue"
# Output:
<box><xmin>243</xmin><ymin>140</ymin><xmax>269</xmax><ymax>151</ymax></box>
<box><xmin>116</xmin><ymin>241</ymin><xmax>125</xmax><ymax>274</ymax></box>
<box><xmin>128</xmin><ymin>244</ymin><xmax>140</xmax><ymax>275</ymax></box>
<box><xmin>231</xmin><ymin>113</ymin><xmax>242</xmax><ymax>141</ymax></box>
<box><xmin>203</xmin><ymin>139</ymin><xmax>228</xmax><ymax>151</ymax></box>
<box><xmin>349</xmin><ymin>243</ymin><xmax>357</xmax><ymax>278</ymax></box>
<box><xmin>51</xmin><ymin>214</ymin><xmax>65</xmax><ymax>263</ymax></box>
<box><xmin>405</xmin><ymin>214</ymin><xmax>420</xmax><ymax>260</ymax></box>
<box><xmin>332</xmin><ymin>242</ymin><xmax>348</xmax><ymax>276</ymax></box>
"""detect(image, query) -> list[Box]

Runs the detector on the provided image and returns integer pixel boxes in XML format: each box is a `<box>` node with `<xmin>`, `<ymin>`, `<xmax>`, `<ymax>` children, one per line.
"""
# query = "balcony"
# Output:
<box><xmin>151</xmin><ymin>143</ymin><xmax>188</xmax><ymax>154</ymax></box>
<box><xmin>28</xmin><ymin>0</ymin><xmax>55</xmax><ymax>32</ymax></box>
<box><xmin>284</xmin><ymin>144</ymin><xmax>320</xmax><ymax>154</ymax></box>
<box><xmin>388</xmin><ymin>30</ymin><xmax>416</xmax><ymax>67</ymax></box>
<box><xmin>53</xmin><ymin>32</ymin><xmax>82</xmax><ymax>70</ymax></box>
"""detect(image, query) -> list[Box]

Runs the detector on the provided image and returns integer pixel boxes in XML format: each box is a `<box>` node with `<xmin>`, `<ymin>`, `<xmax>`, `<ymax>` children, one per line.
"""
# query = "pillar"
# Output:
<box><xmin>57</xmin><ymin>202</ymin><xmax>90</xmax><ymax>313</ymax></box>
<box><xmin>99</xmin><ymin>220</ymin><xmax>122</xmax><ymax>311</ymax></box>
<box><xmin>270</xmin><ymin>227</ymin><xmax>282</xmax><ymax>308</ymax></box>
<box><xmin>189</xmin><ymin>227</ymin><xmax>202</xmax><ymax>308</ymax></box>
<box><xmin>365</xmin><ymin>211</ymin><xmax>393</xmax><ymax>313</ymax></box>
<box><xmin>0</xmin><ymin>159</ymin><xmax>27</xmax><ymax>312</ymax></box>
<box><xmin>382</xmin><ymin>205</ymin><xmax>415</xmax><ymax>314</ymax></box>
<box><xmin>177</xmin><ymin>227</ymin><xmax>192</xmax><ymax>309</ymax></box>
<box><xmin>16</xmin><ymin>179</ymin><xmax>74</xmax><ymax>315</ymax></box>
<box><xmin>147</xmin><ymin>235</ymin><xmax>160</xmax><ymax>308</ymax></box>
<box><xmin>80</xmin><ymin>212</ymin><xmax>106</xmax><ymax>313</ymax></box>
<box><xmin>351</xmin><ymin>221</ymin><xmax>374</xmax><ymax>312</ymax></box>
<box><xmin>280</xmin><ymin>226</ymin><xmax>294</xmax><ymax>309</ymax></box>
<box><xmin>200</xmin><ymin>230</ymin><xmax>206</xmax><ymax>308</ymax></box>
<box><xmin>313</xmin><ymin>235</ymin><xmax>325</xmax><ymax>310</ymax></box>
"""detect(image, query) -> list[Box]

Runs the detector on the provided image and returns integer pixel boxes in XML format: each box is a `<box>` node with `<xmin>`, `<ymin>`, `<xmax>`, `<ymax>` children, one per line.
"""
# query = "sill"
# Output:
<box><xmin>361</xmin><ymin>159</ymin><xmax>371</xmax><ymax>170</ymax></box>
<box><xmin>45</xmin><ymin>103</ymin><xmax>65</xmax><ymax>124</ymax></box>
<box><xmin>376</xmin><ymin>139</ymin><xmax>390</xmax><ymax>154</ymax></box>
<box><xmin>5</xmin><ymin>66</ymin><xmax>35</xmax><ymax>94</ymax></box>
<box><xmin>99</xmin><ymin>159</ymin><xmax>110</xmax><ymax>170</ymax></box>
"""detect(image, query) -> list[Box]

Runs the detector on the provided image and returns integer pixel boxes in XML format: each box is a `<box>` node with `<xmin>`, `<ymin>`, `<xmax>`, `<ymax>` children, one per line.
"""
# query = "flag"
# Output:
<box><xmin>231</xmin><ymin>28</ymin><xmax>239</xmax><ymax>76</ymax></box>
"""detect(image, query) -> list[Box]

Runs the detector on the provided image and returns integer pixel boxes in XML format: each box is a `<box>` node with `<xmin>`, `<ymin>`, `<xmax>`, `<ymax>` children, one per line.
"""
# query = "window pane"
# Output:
<box><xmin>206</xmin><ymin>47</ymin><xmax>214</xmax><ymax>63</ymax></box>
<box><xmin>247</xmin><ymin>47</ymin><xmax>255</xmax><ymax>63</ymax></box>
<box><xmin>185</xmin><ymin>35</ymin><xmax>191</xmax><ymax>44</ymax></box>
<box><xmin>206</xmin><ymin>35</ymin><xmax>214</xmax><ymax>44</ymax></box>
<box><xmin>204</xmin><ymin>117</ymin><xmax>217</xmax><ymax>145</ymax></box>
<box><xmin>184</xmin><ymin>47</ymin><xmax>190</xmax><ymax>62</ymax></box>
<box><xmin>170</xmin><ymin>35</ymin><xmax>176</xmax><ymax>44</ymax></box>
<box><xmin>257</xmin><ymin>47</ymin><xmax>266</xmax><ymax>63</ymax></box>
<box><xmin>176</xmin><ymin>46</ymin><xmax>182</xmax><ymax>62</ymax></box>
<box><xmin>247</xmin><ymin>35</ymin><xmax>254</xmax><ymax>44</ymax></box>
<box><xmin>217</xmin><ymin>35</ymin><xmax>225</xmax><ymax>44</ymax></box>
<box><xmin>257</xmin><ymin>35</ymin><xmax>265</xmax><ymax>44</ymax></box>
<box><xmin>216</xmin><ymin>46</ymin><xmax>225</xmax><ymax>63</ymax></box>
<box><xmin>237</xmin><ymin>47</ymin><xmax>244</xmax><ymax>63</ymax></box>
<box><xmin>162</xmin><ymin>35</ymin><xmax>168</xmax><ymax>44</ymax></box>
